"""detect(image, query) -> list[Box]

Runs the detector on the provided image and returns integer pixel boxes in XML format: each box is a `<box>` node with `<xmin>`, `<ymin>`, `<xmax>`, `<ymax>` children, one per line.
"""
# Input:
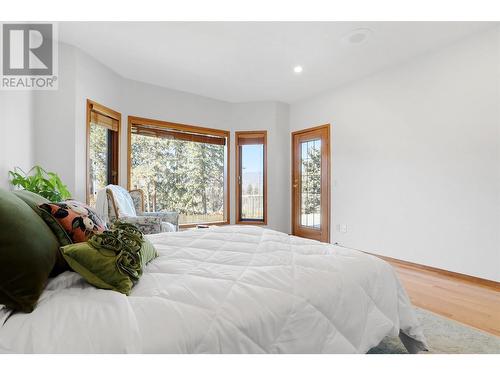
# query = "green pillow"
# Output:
<box><xmin>60</xmin><ymin>241</ymin><xmax>134</xmax><ymax>294</ymax></box>
<box><xmin>0</xmin><ymin>188</ymin><xmax>59</xmax><ymax>312</ymax></box>
<box><xmin>60</xmin><ymin>222</ymin><xmax>158</xmax><ymax>295</ymax></box>
<box><xmin>140</xmin><ymin>237</ymin><xmax>157</xmax><ymax>268</ymax></box>
<box><xmin>13</xmin><ymin>190</ymin><xmax>72</xmax><ymax>275</ymax></box>
<box><xmin>110</xmin><ymin>221</ymin><xmax>158</xmax><ymax>268</ymax></box>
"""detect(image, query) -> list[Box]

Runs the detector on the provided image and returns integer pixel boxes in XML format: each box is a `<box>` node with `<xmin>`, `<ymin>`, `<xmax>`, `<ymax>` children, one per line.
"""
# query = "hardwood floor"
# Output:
<box><xmin>382</xmin><ymin>257</ymin><xmax>500</xmax><ymax>336</ymax></box>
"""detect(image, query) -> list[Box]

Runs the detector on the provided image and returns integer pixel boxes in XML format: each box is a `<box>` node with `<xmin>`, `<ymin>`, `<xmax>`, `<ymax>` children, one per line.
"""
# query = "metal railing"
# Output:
<box><xmin>241</xmin><ymin>194</ymin><xmax>264</xmax><ymax>219</ymax></box>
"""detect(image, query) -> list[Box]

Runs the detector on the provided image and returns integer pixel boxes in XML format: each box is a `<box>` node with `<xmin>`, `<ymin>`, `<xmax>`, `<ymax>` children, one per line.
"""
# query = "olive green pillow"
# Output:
<box><xmin>60</xmin><ymin>241</ymin><xmax>134</xmax><ymax>294</ymax></box>
<box><xmin>60</xmin><ymin>225</ymin><xmax>157</xmax><ymax>295</ymax></box>
<box><xmin>140</xmin><ymin>237</ymin><xmax>157</xmax><ymax>268</ymax></box>
<box><xmin>0</xmin><ymin>188</ymin><xmax>59</xmax><ymax>312</ymax></box>
<box><xmin>13</xmin><ymin>190</ymin><xmax>72</xmax><ymax>275</ymax></box>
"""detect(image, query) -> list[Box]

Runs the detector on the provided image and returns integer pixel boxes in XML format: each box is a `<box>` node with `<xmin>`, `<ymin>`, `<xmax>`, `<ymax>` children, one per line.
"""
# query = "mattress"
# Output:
<box><xmin>0</xmin><ymin>225</ymin><xmax>427</xmax><ymax>353</ymax></box>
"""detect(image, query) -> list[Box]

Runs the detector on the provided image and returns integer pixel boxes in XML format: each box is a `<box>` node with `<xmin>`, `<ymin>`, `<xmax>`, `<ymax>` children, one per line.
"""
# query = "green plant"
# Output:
<box><xmin>9</xmin><ymin>165</ymin><xmax>71</xmax><ymax>202</ymax></box>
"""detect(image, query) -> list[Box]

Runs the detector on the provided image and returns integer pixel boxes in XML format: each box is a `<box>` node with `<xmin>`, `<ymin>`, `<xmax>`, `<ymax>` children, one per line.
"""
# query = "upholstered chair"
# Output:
<box><xmin>102</xmin><ymin>185</ymin><xmax>179</xmax><ymax>234</ymax></box>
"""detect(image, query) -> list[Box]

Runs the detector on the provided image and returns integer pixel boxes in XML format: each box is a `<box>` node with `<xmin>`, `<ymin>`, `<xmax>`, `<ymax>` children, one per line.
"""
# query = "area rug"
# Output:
<box><xmin>369</xmin><ymin>308</ymin><xmax>500</xmax><ymax>354</ymax></box>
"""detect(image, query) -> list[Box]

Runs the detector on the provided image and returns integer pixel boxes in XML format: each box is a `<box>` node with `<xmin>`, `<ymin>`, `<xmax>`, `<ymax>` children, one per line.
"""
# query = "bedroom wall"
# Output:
<box><xmin>118</xmin><ymin>78</ymin><xmax>231</xmax><ymax>189</ymax></box>
<box><xmin>117</xmin><ymin>82</ymin><xmax>291</xmax><ymax>232</ymax></box>
<box><xmin>32</xmin><ymin>42</ymin><xmax>291</xmax><ymax>232</ymax></box>
<box><xmin>0</xmin><ymin>91</ymin><xmax>35</xmax><ymax>190</ymax></box>
<box><xmin>73</xmin><ymin>47</ymin><xmax>124</xmax><ymax>201</ymax></box>
<box><xmin>33</xmin><ymin>44</ymin><xmax>77</xmax><ymax>194</ymax></box>
<box><xmin>289</xmin><ymin>28</ymin><xmax>500</xmax><ymax>281</ymax></box>
<box><xmin>229</xmin><ymin>102</ymin><xmax>290</xmax><ymax>232</ymax></box>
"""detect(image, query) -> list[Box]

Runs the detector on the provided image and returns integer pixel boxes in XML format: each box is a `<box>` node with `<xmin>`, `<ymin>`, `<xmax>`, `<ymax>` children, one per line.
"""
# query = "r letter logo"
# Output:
<box><xmin>1</xmin><ymin>23</ymin><xmax>58</xmax><ymax>90</ymax></box>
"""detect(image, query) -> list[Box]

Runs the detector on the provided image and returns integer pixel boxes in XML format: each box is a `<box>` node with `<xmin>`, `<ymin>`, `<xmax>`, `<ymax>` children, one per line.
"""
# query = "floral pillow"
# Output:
<box><xmin>39</xmin><ymin>200</ymin><xmax>106</xmax><ymax>243</ymax></box>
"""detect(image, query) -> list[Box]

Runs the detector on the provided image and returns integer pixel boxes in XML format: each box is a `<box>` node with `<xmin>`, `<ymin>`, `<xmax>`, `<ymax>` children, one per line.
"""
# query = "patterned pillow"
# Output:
<box><xmin>39</xmin><ymin>200</ymin><xmax>106</xmax><ymax>243</ymax></box>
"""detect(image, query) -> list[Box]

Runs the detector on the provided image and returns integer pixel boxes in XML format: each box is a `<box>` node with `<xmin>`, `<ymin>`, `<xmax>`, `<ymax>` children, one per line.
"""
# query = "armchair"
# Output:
<box><xmin>104</xmin><ymin>185</ymin><xmax>179</xmax><ymax>234</ymax></box>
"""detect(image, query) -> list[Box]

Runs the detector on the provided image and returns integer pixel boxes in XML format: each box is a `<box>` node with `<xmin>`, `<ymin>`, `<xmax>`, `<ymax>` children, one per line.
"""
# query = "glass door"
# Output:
<box><xmin>292</xmin><ymin>125</ymin><xmax>330</xmax><ymax>242</ymax></box>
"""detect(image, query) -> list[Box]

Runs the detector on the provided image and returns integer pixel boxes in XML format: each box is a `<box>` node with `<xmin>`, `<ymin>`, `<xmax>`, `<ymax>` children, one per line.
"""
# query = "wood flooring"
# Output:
<box><xmin>382</xmin><ymin>257</ymin><xmax>500</xmax><ymax>336</ymax></box>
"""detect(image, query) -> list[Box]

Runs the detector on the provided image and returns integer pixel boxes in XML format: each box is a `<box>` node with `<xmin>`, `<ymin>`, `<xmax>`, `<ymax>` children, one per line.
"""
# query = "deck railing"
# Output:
<box><xmin>145</xmin><ymin>193</ymin><xmax>264</xmax><ymax>225</ymax></box>
<box><xmin>241</xmin><ymin>194</ymin><xmax>264</xmax><ymax>220</ymax></box>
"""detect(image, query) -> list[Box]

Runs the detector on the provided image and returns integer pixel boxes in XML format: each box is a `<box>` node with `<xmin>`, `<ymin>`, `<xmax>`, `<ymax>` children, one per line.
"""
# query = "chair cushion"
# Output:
<box><xmin>0</xmin><ymin>188</ymin><xmax>59</xmax><ymax>312</ymax></box>
<box><xmin>39</xmin><ymin>200</ymin><xmax>106</xmax><ymax>243</ymax></box>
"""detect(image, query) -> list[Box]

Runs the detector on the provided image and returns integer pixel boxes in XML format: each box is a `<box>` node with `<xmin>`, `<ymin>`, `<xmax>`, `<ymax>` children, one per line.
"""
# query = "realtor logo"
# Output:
<box><xmin>1</xmin><ymin>22</ymin><xmax>58</xmax><ymax>90</ymax></box>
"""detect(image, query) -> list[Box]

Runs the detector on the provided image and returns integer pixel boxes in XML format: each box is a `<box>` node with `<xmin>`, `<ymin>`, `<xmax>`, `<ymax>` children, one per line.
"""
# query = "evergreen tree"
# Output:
<box><xmin>303</xmin><ymin>144</ymin><xmax>321</xmax><ymax>214</ymax></box>
<box><xmin>130</xmin><ymin>134</ymin><xmax>225</xmax><ymax>223</ymax></box>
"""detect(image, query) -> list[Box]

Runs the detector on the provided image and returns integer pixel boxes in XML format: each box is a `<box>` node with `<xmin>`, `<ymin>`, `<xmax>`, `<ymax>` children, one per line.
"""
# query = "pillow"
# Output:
<box><xmin>60</xmin><ymin>222</ymin><xmax>157</xmax><ymax>295</ymax></box>
<box><xmin>39</xmin><ymin>200</ymin><xmax>106</xmax><ymax>243</ymax></box>
<box><xmin>111</xmin><ymin>221</ymin><xmax>158</xmax><ymax>267</ymax></box>
<box><xmin>60</xmin><ymin>241</ymin><xmax>134</xmax><ymax>294</ymax></box>
<box><xmin>13</xmin><ymin>190</ymin><xmax>72</xmax><ymax>275</ymax></box>
<box><xmin>0</xmin><ymin>188</ymin><xmax>59</xmax><ymax>312</ymax></box>
<box><xmin>140</xmin><ymin>237</ymin><xmax>157</xmax><ymax>268</ymax></box>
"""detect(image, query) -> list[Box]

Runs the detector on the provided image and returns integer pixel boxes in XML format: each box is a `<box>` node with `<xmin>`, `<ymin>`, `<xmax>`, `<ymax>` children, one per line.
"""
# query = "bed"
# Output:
<box><xmin>0</xmin><ymin>225</ymin><xmax>427</xmax><ymax>353</ymax></box>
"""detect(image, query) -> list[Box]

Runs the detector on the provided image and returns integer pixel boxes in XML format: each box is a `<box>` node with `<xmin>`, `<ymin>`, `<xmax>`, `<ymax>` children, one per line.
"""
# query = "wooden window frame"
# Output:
<box><xmin>86</xmin><ymin>99</ymin><xmax>121</xmax><ymax>205</ymax></box>
<box><xmin>127</xmin><ymin>116</ymin><xmax>231</xmax><ymax>228</ymax></box>
<box><xmin>235</xmin><ymin>131</ymin><xmax>267</xmax><ymax>225</ymax></box>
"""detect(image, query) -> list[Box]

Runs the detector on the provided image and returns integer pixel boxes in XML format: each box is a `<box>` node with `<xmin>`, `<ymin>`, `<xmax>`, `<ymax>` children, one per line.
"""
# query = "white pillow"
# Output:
<box><xmin>161</xmin><ymin>222</ymin><xmax>177</xmax><ymax>232</ymax></box>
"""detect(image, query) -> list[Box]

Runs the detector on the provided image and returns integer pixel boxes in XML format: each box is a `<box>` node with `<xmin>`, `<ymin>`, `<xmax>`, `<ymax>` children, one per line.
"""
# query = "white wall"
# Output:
<box><xmin>0</xmin><ymin>91</ymin><xmax>35</xmax><ymax>189</ymax></box>
<box><xmin>74</xmin><ymin>47</ymin><xmax>124</xmax><ymax>201</ymax></box>
<box><xmin>290</xmin><ymin>28</ymin><xmax>500</xmax><ymax>281</ymax></box>
<box><xmin>34</xmin><ymin>44</ymin><xmax>77</xmax><ymax>194</ymax></box>
<box><xmin>33</xmin><ymin>43</ymin><xmax>290</xmax><ymax>232</ymax></box>
<box><xmin>119</xmin><ymin>78</ymin><xmax>232</xmax><ymax>190</ymax></box>
<box><xmin>229</xmin><ymin>102</ymin><xmax>290</xmax><ymax>232</ymax></box>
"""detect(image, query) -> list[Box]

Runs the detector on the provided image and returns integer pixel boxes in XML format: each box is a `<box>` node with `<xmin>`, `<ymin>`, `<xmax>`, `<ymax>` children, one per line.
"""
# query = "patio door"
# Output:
<box><xmin>292</xmin><ymin>124</ymin><xmax>330</xmax><ymax>242</ymax></box>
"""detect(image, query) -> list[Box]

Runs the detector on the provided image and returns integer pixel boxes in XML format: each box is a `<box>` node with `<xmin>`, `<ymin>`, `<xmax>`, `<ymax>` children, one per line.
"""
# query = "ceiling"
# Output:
<box><xmin>59</xmin><ymin>22</ymin><xmax>497</xmax><ymax>103</ymax></box>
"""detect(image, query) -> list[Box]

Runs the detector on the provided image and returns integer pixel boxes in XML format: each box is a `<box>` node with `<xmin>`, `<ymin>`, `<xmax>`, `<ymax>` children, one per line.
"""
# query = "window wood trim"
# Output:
<box><xmin>235</xmin><ymin>130</ymin><xmax>267</xmax><ymax>225</ymax></box>
<box><xmin>86</xmin><ymin>99</ymin><xmax>121</xmax><ymax>205</ymax></box>
<box><xmin>127</xmin><ymin>115</ymin><xmax>231</xmax><ymax>227</ymax></box>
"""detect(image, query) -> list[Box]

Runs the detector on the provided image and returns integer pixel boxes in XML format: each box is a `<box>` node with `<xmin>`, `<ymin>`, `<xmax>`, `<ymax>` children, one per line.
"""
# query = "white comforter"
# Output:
<box><xmin>0</xmin><ymin>226</ymin><xmax>427</xmax><ymax>353</ymax></box>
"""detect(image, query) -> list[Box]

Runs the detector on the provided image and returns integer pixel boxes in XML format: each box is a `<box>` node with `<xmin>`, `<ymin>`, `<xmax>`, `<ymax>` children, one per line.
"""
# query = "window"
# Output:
<box><xmin>128</xmin><ymin>116</ymin><xmax>230</xmax><ymax>227</ymax></box>
<box><xmin>86</xmin><ymin>100</ymin><xmax>120</xmax><ymax>206</ymax></box>
<box><xmin>235</xmin><ymin>131</ymin><xmax>267</xmax><ymax>224</ymax></box>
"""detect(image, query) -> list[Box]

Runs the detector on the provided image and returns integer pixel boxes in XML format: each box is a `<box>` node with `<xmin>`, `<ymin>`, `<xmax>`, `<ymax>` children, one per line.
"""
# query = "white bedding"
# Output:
<box><xmin>0</xmin><ymin>226</ymin><xmax>427</xmax><ymax>353</ymax></box>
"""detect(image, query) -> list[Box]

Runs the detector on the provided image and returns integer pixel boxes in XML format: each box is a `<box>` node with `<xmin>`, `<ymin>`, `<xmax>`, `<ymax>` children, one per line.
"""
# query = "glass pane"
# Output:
<box><xmin>240</xmin><ymin>144</ymin><xmax>264</xmax><ymax>221</ymax></box>
<box><xmin>300</xmin><ymin>139</ymin><xmax>321</xmax><ymax>229</ymax></box>
<box><xmin>130</xmin><ymin>133</ymin><xmax>226</xmax><ymax>225</ymax></box>
<box><xmin>89</xmin><ymin>123</ymin><xmax>109</xmax><ymax>207</ymax></box>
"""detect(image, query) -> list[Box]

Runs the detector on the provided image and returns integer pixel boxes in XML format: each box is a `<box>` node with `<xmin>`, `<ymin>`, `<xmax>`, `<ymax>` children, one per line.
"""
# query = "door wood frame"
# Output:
<box><xmin>86</xmin><ymin>99</ymin><xmax>121</xmax><ymax>205</ymax></box>
<box><xmin>291</xmin><ymin>124</ymin><xmax>331</xmax><ymax>242</ymax></box>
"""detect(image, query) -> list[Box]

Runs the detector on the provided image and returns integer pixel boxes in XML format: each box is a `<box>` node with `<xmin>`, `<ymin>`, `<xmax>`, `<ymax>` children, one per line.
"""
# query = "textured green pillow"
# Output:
<box><xmin>60</xmin><ymin>241</ymin><xmax>134</xmax><ymax>294</ymax></box>
<box><xmin>60</xmin><ymin>222</ymin><xmax>158</xmax><ymax>295</ymax></box>
<box><xmin>0</xmin><ymin>188</ymin><xmax>59</xmax><ymax>312</ymax></box>
<box><xmin>110</xmin><ymin>221</ymin><xmax>158</xmax><ymax>268</ymax></box>
<box><xmin>13</xmin><ymin>190</ymin><xmax>72</xmax><ymax>275</ymax></box>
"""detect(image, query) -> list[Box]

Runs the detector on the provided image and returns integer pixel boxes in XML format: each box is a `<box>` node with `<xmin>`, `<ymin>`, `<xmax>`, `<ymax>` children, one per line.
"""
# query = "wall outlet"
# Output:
<box><xmin>340</xmin><ymin>224</ymin><xmax>348</xmax><ymax>233</ymax></box>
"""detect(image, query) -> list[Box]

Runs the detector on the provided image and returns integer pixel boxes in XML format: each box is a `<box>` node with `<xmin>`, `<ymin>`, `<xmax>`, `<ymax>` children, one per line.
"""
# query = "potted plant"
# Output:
<box><xmin>9</xmin><ymin>165</ymin><xmax>71</xmax><ymax>202</ymax></box>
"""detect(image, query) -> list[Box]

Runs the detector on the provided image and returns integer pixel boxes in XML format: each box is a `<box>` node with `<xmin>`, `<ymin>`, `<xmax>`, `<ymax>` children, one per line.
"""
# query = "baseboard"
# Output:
<box><xmin>371</xmin><ymin>253</ymin><xmax>500</xmax><ymax>291</ymax></box>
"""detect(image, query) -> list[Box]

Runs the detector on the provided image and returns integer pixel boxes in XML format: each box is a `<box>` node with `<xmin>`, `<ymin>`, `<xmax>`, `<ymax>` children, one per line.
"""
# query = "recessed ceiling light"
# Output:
<box><xmin>342</xmin><ymin>28</ymin><xmax>372</xmax><ymax>45</ymax></box>
<box><xmin>293</xmin><ymin>65</ymin><xmax>303</xmax><ymax>74</ymax></box>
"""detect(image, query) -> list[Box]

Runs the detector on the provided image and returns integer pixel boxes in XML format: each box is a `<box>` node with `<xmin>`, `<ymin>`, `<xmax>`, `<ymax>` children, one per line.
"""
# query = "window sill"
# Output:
<box><xmin>235</xmin><ymin>220</ymin><xmax>267</xmax><ymax>226</ymax></box>
<box><xmin>179</xmin><ymin>220</ymin><xmax>230</xmax><ymax>229</ymax></box>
